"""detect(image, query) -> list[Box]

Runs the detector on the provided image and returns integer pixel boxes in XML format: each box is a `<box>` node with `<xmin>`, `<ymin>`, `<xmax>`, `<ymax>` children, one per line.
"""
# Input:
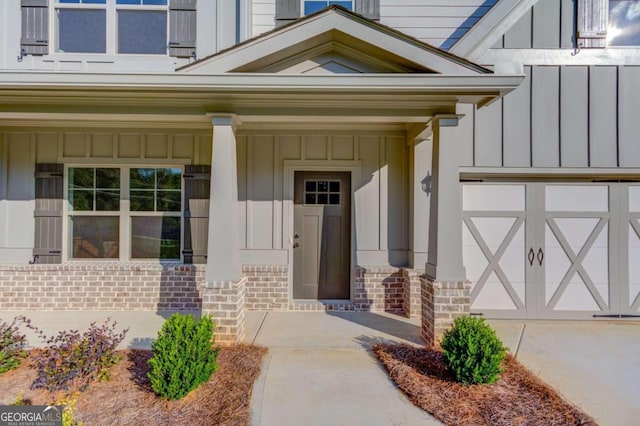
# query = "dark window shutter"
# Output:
<box><xmin>169</xmin><ymin>0</ymin><xmax>196</xmax><ymax>58</ymax></box>
<box><xmin>21</xmin><ymin>0</ymin><xmax>49</xmax><ymax>56</ymax></box>
<box><xmin>33</xmin><ymin>164</ymin><xmax>63</xmax><ymax>264</ymax></box>
<box><xmin>577</xmin><ymin>0</ymin><xmax>607</xmax><ymax>48</ymax></box>
<box><xmin>276</xmin><ymin>0</ymin><xmax>300</xmax><ymax>27</ymax></box>
<box><xmin>355</xmin><ymin>0</ymin><xmax>380</xmax><ymax>21</ymax></box>
<box><xmin>183</xmin><ymin>165</ymin><xmax>210</xmax><ymax>264</ymax></box>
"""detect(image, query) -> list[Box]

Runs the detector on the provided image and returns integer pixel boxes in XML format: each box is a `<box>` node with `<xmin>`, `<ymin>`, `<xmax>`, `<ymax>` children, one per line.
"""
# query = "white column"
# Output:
<box><xmin>408</xmin><ymin>131</ymin><xmax>433</xmax><ymax>269</ymax></box>
<box><xmin>425</xmin><ymin>115</ymin><xmax>466</xmax><ymax>282</ymax></box>
<box><xmin>206</xmin><ymin>116</ymin><xmax>242</xmax><ymax>283</ymax></box>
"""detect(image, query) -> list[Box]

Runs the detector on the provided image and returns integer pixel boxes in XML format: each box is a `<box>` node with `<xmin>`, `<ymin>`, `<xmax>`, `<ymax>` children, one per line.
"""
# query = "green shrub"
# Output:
<box><xmin>0</xmin><ymin>318</ymin><xmax>28</xmax><ymax>374</ymax></box>
<box><xmin>148</xmin><ymin>314</ymin><xmax>219</xmax><ymax>400</ymax></box>
<box><xmin>30</xmin><ymin>319</ymin><xmax>128</xmax><ymax>391</ymax></box>
<box><xmin>441</xmin><ymin>316</ymin><xmax>507</xmax><ymax>385</ymax></box>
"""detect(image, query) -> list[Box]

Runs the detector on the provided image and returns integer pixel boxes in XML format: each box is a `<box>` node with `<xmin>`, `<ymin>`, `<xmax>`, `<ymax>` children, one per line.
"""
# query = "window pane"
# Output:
<box><xmin>305</xmin><ymin>181</ymin><xmax>316</xmax><ymax>192</ymax></box>
<box><xmin>131</xmin><ymin>216</ymin><xmax>181</xmax><ymax>259</ymax></box>
<box><xmin>143</xmin><ymin>0</ymin><xmax>167</xmax><ymax>4</ymax></box>
<box><xmin>305</xmin><ymin>1</ymin><xmax>328</xmax><ymax>15</ymax></box>
<box><xmin>58</xmin><ymin>9</ymin><xmax>106</xmax><ymax>53</ymax></box>
<box><xmin>157</xmin><ymin>191</ymin><xmax>181</xmax><ymax>212</ymax></box>
<box><xmin>96</xmin><ymin>190</ymin><xmax>120</xmax><ymax>211</ymax></box>
<box><xmin>609</xmin><ymin>0</ymin><xmax>640</xmax><ymax>46</ymax></box>
<box><xmin>329</xmin><ymin>194</ymin><xmax>340</xmax><ymax>204</ymax></box>
<box><xmin>117</xmin><ymin>0</ymin><xmax>141</xmax><ymax>4</ymax></box>
<box><xmin>130</xmin><ymin>168</ymin><xmax>155</xmax><ymax>189</ymax></box>
<box><xmin>329</xmin><ymin>1</ymin><xmax>352</xmax><ymax>10</ymax></box>
<box><xmin>70</xmin><ymin>190</ymin><xmax>93</xmax><ymax>211</ymax></box>
<box><xmin>118</xmin><ymin>10</ymin><xmax>167</xmax><ymax>54</ymax></box>
<box><xmin>96</xmin><ymin>168</ymin><xmax>120</xmax><ymax>189</ymax></box>
<box><xmin>130</xmin><ymin>190</ymin><xmax>155</xmax><ymax>211</ymax></box>
<box><xmin>305</xmin><ymin>193</ymin><xmax>316</xmax><ymax>204</ymax></box>
<box><xmin>329</xmin><ymin>181</ymin><xmax>340</xmax><ymax>192</ymax></box>
<box><xmin>157</xmin><ymin>168</ymin><xmax>181</xmax><ymax>189</ymax></box>
<box><xmin>69</xmin><ymin>168</ymin><xmax>94</xmax><ymax>189</ymax></box>
<box><xmin>71</xmin><ymin>216</ymin><xmax>119</xmax><ymax>259</ymax></box>
<box><xmin>318</xmin><ymin>181</ymin><xmax>328</xmax><ymax>192</ymax></box>
<box><xmin>317</xmin><ymin>193</ymin><xmax>328</xmax><ymax>204</ymax></box>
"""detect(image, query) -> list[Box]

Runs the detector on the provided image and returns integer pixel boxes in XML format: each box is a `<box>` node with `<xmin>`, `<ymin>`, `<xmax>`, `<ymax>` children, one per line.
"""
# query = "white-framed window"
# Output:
<box><xmin>67</xmin><ymin>165</ymin><xmax>183</xmax><ymax>261</ymax></box>
<box><xmin>303</xmin><ymin>1</ymin><xmax>353</xmax><ymax>16</ymax></box>
<box><xmin>54</xmin><ymin>0</ymin><xmax>168</xmax><ymax>54</ymax></box>
<box><xmin>608</xmin><ymin>0</ymin><xmax>640</xmax><ymax>46</ymax></box>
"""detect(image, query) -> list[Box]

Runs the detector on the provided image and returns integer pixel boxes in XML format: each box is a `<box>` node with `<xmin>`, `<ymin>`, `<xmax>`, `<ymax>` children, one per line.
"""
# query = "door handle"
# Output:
<box><xmin>537</xmin><ymin>248</ymin><xmax>544</xmax><ymax>266</ymax></box>
<box><xmin>528</xmin><ymin>248</ymin><xmax>535</xmax><ymax>266</ymax></box>
<box><xmin>293</xmin><ymin>243</ymin><xmax>299</xmax><ymax>248</ymax></box>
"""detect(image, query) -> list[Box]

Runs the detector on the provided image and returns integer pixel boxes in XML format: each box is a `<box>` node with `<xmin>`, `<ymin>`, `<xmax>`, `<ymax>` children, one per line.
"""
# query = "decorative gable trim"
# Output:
<box><xmin>179</xmin><ymin>6</ymin><xmax>490</xmax><ymax>75</ymax></box>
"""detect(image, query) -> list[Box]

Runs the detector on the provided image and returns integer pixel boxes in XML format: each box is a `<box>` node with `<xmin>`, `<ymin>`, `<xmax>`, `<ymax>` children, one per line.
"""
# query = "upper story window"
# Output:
<box><xmin>608</xmin><ymin>0</ymin><xmax>640</xmax><ymax>46</ymax></box>
<box><xmin>55</xmin><ymin>0</ymin><xmax>168</xmax><ymax>54</ymax></box>
<box><xmin>303</xmin><ymin>1</ymin><xmax>353</xmax><ymax>16</ymax></box>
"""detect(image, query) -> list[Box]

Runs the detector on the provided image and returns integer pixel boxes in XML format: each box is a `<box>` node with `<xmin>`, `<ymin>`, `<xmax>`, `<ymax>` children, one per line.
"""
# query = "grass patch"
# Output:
<box><xmin>373</xmin><ymin>343</ymin><xmax>596</xmax><ymax>426</ymax></box>
<box><xmin>0</xmin><ymin>345</ymin><xmax>266</xmax><ymax>426</ymax></box>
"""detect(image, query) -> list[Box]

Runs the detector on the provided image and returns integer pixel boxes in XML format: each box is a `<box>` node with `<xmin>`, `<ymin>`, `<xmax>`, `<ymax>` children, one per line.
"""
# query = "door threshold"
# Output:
<box><xmin>292</xmin><ymin>299</ymin><xmax>351</xmax><ymax>304</ymax></box>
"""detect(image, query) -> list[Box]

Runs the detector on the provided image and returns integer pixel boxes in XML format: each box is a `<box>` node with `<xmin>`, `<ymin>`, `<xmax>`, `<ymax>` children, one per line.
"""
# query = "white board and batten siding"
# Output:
<box><xmin>464</xmin><ymin>65</ymin><xmax>640</xmax><ymax>168</ymax></box>
<box><xmin>493</xmin><ymin>0</ymin><xmax>575</xmax><ymax>49</ymax></box>
<box><xmin>235</xmin><ymin>131</ymin><xmax>409</xmax><ymax>266</ymax></box>
<box><xmin>250</xmin><ymin>0</ymin><xmax>497</xmax><ymax>50</ymax></box>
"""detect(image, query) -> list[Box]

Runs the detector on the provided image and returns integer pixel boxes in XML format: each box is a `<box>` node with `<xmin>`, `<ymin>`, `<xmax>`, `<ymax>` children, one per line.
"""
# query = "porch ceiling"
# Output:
<box><xmin>0</xmin><ymin>72</ymin><xmax>523</xmax><ymax>129</ymax></box>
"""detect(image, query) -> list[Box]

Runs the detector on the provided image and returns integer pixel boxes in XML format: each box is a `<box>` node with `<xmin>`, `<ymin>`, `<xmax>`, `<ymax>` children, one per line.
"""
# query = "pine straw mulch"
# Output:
<box><xmin>373</xmin><ymin>343</ymin><xmax>597</xmax><ymax>426</ymax></box>
<box><xmin>0</xmin><ymin>344</ymin><xmax>267</xmax><ymax>426</ymax></box>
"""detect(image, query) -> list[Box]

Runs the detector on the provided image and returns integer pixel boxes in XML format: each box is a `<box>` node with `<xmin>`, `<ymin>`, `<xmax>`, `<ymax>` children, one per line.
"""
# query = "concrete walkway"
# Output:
<box><xmin>244</xmin><ymin>311</ymin><xmax>440</xmax><ymax>426</ymax></box>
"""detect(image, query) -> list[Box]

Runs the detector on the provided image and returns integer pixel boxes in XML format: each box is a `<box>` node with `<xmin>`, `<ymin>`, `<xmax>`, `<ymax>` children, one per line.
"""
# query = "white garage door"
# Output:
<box><xmin>463</xmin><ymin>181</ymin><xmax>640</xmax><ymax>319</ymax></box>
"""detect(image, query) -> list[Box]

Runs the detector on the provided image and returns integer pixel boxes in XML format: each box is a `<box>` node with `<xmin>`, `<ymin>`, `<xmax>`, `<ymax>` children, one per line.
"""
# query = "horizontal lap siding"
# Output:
<box><xmin>464</xmin><ymin>65</ymin><xmax>640</xmax><ymax>169</ymax></box>
<box><xmin>380</xmin><ymin>0</ymin><xmax>496</xmax><ymax>50</ymax></box>
<box><xmin>251</xmin><ymin>0</ymin><xmax>497</xmax><ymax>49</ymax></box>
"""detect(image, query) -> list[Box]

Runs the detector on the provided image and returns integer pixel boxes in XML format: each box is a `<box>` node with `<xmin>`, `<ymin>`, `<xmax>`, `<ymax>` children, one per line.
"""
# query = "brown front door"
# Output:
<box><xmin>293</xmin><ymin>171</ymin><xmax>351</xmax><ymax>299</ymax></box>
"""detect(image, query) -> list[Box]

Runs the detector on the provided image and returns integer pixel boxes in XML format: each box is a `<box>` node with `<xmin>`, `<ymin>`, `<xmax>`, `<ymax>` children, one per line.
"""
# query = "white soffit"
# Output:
<box><xmin>178</xmin><ymin>7</ymin><xmax>491</xmax><ymax>76</ymax></box>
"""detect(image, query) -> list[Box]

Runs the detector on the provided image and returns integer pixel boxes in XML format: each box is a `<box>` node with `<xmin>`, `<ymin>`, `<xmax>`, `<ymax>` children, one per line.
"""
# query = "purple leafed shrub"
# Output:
<box><xmin>28</xmin><ymin>318</ymin><xmax>128</xmax><ymax>391</ymax></box>
<box><xmin>0</xmin><ymin>318</ymin><xmax>28</xmax><ymax>374</ymax></box>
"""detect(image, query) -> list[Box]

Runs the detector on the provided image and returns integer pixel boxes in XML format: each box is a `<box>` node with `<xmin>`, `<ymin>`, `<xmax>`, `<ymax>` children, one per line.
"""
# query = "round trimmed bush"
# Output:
<box><xmin>441</xmin><ymin>316</ymin><xmax>507</xmax><ymax>385</ymax></box>
<box><xmin>148</xmin><ymin>314</ymin><xmax>219</xmax><ymax>400</ymax></box>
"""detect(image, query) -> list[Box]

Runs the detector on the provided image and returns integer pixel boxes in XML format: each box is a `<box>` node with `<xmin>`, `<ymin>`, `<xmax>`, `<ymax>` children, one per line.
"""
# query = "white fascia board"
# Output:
<box><xmin>450</xmin><ymin>0</ymin><xmax>541</xmax><ymax>61</ymax></box>
<box><xmin>180</xmin><ymin>12</ymin><xmax>483</xmax><ymax>75</ymax></box>
<box><xmin>0</xmin><ymin>72</ymin><xmax>523</xmax><ymax>93</ymax></box>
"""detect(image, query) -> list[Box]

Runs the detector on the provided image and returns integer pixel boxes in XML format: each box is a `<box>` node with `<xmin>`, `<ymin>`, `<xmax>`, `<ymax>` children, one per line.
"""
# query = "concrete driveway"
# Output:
<box><xmin>489</xmin><ymin>319</ymin><xmax>640</xmax><ymax>426</ymax></box>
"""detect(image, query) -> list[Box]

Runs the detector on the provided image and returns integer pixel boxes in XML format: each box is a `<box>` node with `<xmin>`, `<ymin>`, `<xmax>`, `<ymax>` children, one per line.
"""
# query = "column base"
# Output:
<box><xmin>201</xmin><ymin>277</ymin><xmax>246</xmax><ymax>346</ymax></box>
<box><xmin>420</xmin><ymin>277</ymin><xmax>471</xmax><ymax>346</ymax></box>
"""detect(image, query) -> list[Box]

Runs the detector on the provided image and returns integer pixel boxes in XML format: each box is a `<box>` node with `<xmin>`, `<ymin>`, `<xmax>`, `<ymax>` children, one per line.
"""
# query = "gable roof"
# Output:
<box><xmin>178</xmin><ymin>5</ymin><xmax>491</xmax><ymax>75</ymax></box>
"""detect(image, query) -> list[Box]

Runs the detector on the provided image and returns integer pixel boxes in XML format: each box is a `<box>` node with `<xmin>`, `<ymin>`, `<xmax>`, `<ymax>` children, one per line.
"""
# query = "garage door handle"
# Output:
<box><xmin>528</xmin><ymin>248</ymin><xmax>535</xmax><ymax>266</ymax></box>
<box><xmin>537</xmin><ymin>248</ymin><xmax>544</xmax><ymax>266</ymax></box>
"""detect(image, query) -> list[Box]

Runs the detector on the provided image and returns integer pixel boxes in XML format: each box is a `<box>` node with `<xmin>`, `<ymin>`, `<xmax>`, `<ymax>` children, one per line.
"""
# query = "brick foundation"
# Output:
<box><xmin>201</xmin><ymin>277</ymin><xmax>246</xmax><ymax>345</ymax></box>
<box><xmin>0</xmin><ymin>263</ymin><xmax>429</xmax><ymax>338</ymax></box>
<box><xmin>243</xmin><ymin>265</ymin><xmax>288</xmax><ymax>310</ymax></box>
<box><xmin>0</xmin><ymin>264</ymin><xmax>205</xmax><ymax>311</ymax></box>
<box><xmin>403</xmin><ymin>269</ymin><xmax>423</xmax><ymax>318</ymax></box>
<box><xmin>420</xmin><ymin>277</ymin><xmax>471</xmax><ymax>346</ymax></box>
